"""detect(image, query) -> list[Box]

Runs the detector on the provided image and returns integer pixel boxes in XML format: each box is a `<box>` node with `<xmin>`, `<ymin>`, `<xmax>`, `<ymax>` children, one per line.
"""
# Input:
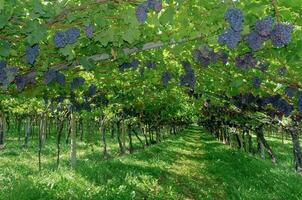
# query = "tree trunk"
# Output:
<box><xmin>256</xmin><ymin>125</ymin><xmax>276</xmax><ymax>163</ymax></box>
<box><xmin>56</xmin><ymin>119</ymin><xmax>64</xmax><ymax>169</ymax></box>
<box><xmin>117</xmin><ymin>121</ymin><xmax>125</xmax><ymax>154</ymax></box>
<box><xmin>0</xmin><ymin>112</ymin><xmax>5</xmax><ymax>146</ymax></box>
<box><xmin>100</xmin><ymin>118</ymin><xmax>108</xmax><ymax>159</ymax></box>
<box><xmin>70</xmin><ymin>112</ymin><xmax>77</xmax><ymax>169</ymax></box>
<box><xmin>289</xmin><ymin>128</ymin><xmax>302</xmax><ymax>173</ymax></box>
<box><xmin>128</xmin><ymin>125</ymin><xmax>133</xmax><ymax>154</ymax></box>
<box><xmin>24</xmin><ymin>116</ymin><xmax>30</xmax><ymax>148</ymax></box>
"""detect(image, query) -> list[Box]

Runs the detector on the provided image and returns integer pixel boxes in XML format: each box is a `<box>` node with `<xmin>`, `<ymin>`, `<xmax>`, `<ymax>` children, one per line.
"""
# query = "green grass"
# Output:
<box><xmin>0</xmin><ymin>127</ymin><xmax>302</xmax><ymax>200</ymax></box>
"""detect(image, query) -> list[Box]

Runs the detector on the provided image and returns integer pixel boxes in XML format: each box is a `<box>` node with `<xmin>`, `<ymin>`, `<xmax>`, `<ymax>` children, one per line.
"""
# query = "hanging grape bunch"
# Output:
<box><xmin>26</xmin><ymin>44</ymin><xmax>39</xmax><ymax>65</ymax></box>
<box><xmin>218</xmin><ymin>8</ymin><xmax>244</xmax><ymax>49</ymax></box>
<box><xmin>54</xmin><ymin>27</ymin><xmax>81</xmax><ymax>48</ymax></box>
<box><xmin>162</xmin><ymin>71</ymin><xmax>172</xmax><ymax>87</ymax></box>
<box><xmin>136</xmin><ymin>0</ymin><xmax>162</xmax><ymax>24</ymax></box>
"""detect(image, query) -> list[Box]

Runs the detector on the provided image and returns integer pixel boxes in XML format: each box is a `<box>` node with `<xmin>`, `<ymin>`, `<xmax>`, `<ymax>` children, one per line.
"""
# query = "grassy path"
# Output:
<box><xmin>1</xmin><ymin>127</ymin><xmax>302</xmax><ymax>200</ymax></box>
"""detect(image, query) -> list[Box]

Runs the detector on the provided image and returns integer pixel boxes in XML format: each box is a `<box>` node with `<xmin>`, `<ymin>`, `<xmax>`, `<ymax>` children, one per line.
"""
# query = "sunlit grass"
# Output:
<box><xmin>0</xmin><ymin>127</ymin><xmax>301</xmax><ymax>200</ymax></box>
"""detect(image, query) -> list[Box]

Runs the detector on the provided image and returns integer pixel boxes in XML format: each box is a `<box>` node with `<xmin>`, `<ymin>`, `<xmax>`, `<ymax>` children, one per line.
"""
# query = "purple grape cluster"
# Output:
<box><xmin>0</xmin><ymin>61</ymin><xmax>18</xmax><ymax>88</ymax></box>
<box><xmin>119</xmin><ymin>59</ymin><xmax>140</xmax><ymax>71</ymax></box>
<box><xmin>235</xmin><ymin>53</ymin><xmax>257</xmax><ymax>70</ymax></box>
<box><xmin>252</xmin><ymin>76</ymin><xmax>262</xmax><ymax>88</ymax></box>
<box><xmin>179</xmin><ymin>61</ymin><xmax>196</xmax><ymax>88</ymax></box>
<box><xmin>53</xmin><ymin>27</ymin><xmax>80</xmax><ymax>48</ymax></box>
<box><xmin>144</xmin><ymin>60</ymin><xmax>157</xmax><ymax>69</ymax></box>
<box><xmin>273</xmin><ymin>98</ymin><xmax>293</xmax><ymax>117</ymax></box>
<box><xmin>136</xmin><ymin>0</ymin><xmax>162</xmax><ymax>24</ymax></box>
<box><xmin>285</xmin><ymin>86</ymin><xmax>296</xmax><ymax>98</ymax></box>
<box><xmin>86</xmin><ymin>84</ymin><xmax>97</xmax><ymax>97</ymax></box>
<box><xmin>224</xmin><ymin>8</ymin><xmax>244</xmax><ymax>32</ymax></box>
<box><xmin>162</xmin><ymin>71</ymin><xmax>172</xmax><ymax>87</ymax></box>
<box><xmin>26</xmin><ymin>44</ymin><xmax>39</xmax><ymax>65</ymax></box>
<box><xmin>270</xmin><ymin>23</ymin><xmax>293</xmax><ymax>47</ymax></box>
<box><xmin>136</xmin><ymin>3</ymin><xmax>149</xmax><ymax>24</ymax></box>
<box><xmin>71</xmin><ymin>77</ymin><xmax>85</xmax><ymax>90</ymax></box>
<box><xmin>44</xmin><ymin>69</ymin><xmax>65</xmax><ymax>85</ymax></box>
<box><xmin>218</xmin><ymin>28</ymin><xmax>241</xmax><ymax>49</ymax></box>
<box><xmin>85</xmin><ymin>24</ymin><xmax>94</xmax><ymax>39</ymax></box>
<box><xmin>245</xmin><ymin>31</ymin><xmax>264</xmax><ymax>51</ymax></box>
<box><xmin>147</xmin><ymin>0</ymin><xmax>162</xmax><ymax>12</ymax></box>
<box><xmin>193</xmin><ymin>46</ymin><xmax>228</xmax><ymax>66</ymax></box>
<box><xmin>255</xmin><ymin>16</ymin><xmax>274</xmax><ymax>37</ymax></box>
<box><xmin>15</xmin><ymin>73</ymin><xmax>36</xmax><ymax>92</ymax></box>
<box><xmin>218</xmin><ymin>8</ymin><xmax>244</xmax><ymax>49</ymax></box>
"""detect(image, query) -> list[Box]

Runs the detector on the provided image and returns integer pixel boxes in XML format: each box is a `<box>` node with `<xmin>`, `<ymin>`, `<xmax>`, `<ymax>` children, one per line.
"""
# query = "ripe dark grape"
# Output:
<box><xmin>255</xmin><ymin>16</ymin><xmax>274</xmax><ymax>37</ymax></box>
<box><xmin>85</xmin><ymin>24</ymin><xmax>94</xmax><ymax>39</ymax></box>
<box><xmin>192</xmin><ymin>49</ymin><xmax>210</xmax><ymax>67</ymax></box>
<box><xmin>53</xmin><ymin>31</ymin><xmax>67</xmax><ymax>48</ymax></box>
<box><xmin>270</xmin><ymin>23</ymin><xmax>293</xmax><ymax>47</ymax></box>
<box><xmin>136</xmin><ymin>3</ymin><xmax>148</xmax><ymax>24</ymax></box>
<box><xmin>180</xmin><ymin>72</ymin><xmax>196</xmax><ymax>88</ymax></box>
<box><xmin>218</xmin><ymin>28</ymin><xmax>241</xmax><ymax>49</ymax></box>
<box><xmin>235</xmin><ymin>53</ymin><xmax>257</xmax><ymax>70</ymax></box>
<box><xmin>65</xmin><ymin>27</ymin><xmax>80</xmax><ymax>44</ymax></box>
<box><xmin>144</xmin><ymin>60</ymin><xmax>156</xmax><ymax>69</ymax></box>
<box><xmin>274</xmin><ymin>98</ymin><xmax>293</xmax><ymax>117</ymax></box>
<box><xmin>87</xmin><ymin>84</ymin><xmax>97</xmax><ymax>97</ymax></box>
<box><xmin>245</xmin><ymin>31</ymin><xmax>263</xmax><ymax>50</ymax></box>
<box><xmin>55</xmin><ymin>72</ymin><xmax>65</xmax><ymax>85</ymax></box>
<box><xmin>181</xmin><ymin>61</ymin><xmax>193</xmax><ymax>74</ymax></box>
<box><xmin>259</xmin><ymin>62</ymin><xmax>269</xmax><ymax>72</ymax></box>
<box><xmin>71</xmin><ymin>77</ymin><xmax>85</xmax><ymax>90</ymax></box>
<box><xmin>44</xmin><ymin>69</ymin><xmax>58</xmax><ymax>85</ymax></box>
<box><xmin>26</xmin><ymin>44</ymin><xmax>39</xmax><ymax>65</ymax></box>
<box><xmin>15</xmin><ymin>76</ymin><xmax>28</xmax><ymax>91</ymax></box>
<box><xmin>224</xmin><ymin>8</ymin><xmax>244</xmax><ymax>32</ymax></box>
<box><xmin>0</xmin><ymin>61</ymin><xmax>6</xmax><ymax>69</ymax></box>
<box><xmin>285</xmin><ymin>87</ymin><xmax>296</xmax><ymax>98</ymax></box>
<box><xmin>148</xmin><ymin>0</ymin><xmax>162</xmax><ymax>12</ymax></box>
<box><xmin>53</xmin><ymin>27</ymin><xmax>80</xmax><ymax>48</ymax></box>
<box><xmin>119</xmin><ymin>59</ymin><xmax>140</xmax><ymax>71</ymax></box>
<box><xmin>162</xmin><ymin>71</ymin><xmax>172</xmax><ymax>87</ymax></box>
<box><xmin>252</xmin><ymin>77</ymin><xmax>262</xmax><ymax>88</ymax></box>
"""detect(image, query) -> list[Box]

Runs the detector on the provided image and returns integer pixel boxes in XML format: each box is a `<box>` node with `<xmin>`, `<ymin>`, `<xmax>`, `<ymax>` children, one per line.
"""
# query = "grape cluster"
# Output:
<box><xmin>53</xmin><ymin>27</ymin><xmax>80</xmax><ymax>48</ymax></box>
<box><xmin>218</xmin><ymin>28</ymin><xmax>241</xmax><ymax>49</ymax></box>
<box><xmin>85</xmin><ymin>24</ymin><xmax>94</xmax><ymax>39</ymax></box>
<box><xmin>245</xmin><ymin>31</ymin><xmax>264</xmax><ymax>51</ymax></box>
<box><xmin>147</xmin><ymin>0</ymin><xmax>162</xmax><ymax>12</ymax></box>
<box><xmin>162</xmin><ymin>71</ymin><xmax>172</xmax><ymax>87</ymax></box>
<box><xmin>86</xmin><ymin>84</ymin><xmax>97</xmax><ymax>97</ymax></box>
<box><xmin>119</xmin><ymin>59</ymin><xmax>140</xmax><ymax>71</ymax></box>
<box><xmin>252</xmin><ymin>77</ymin><xmax>262</xmax><ymax>88</ymax></box>
<box><xmin>136</xmin><ymin>0</ymin><xmax>162</xmax><ymax>24</ymax></box>
<box><xmin>259</xmin><ymin>62</ymin><xmax>270</xmax><ymax>72</ymax></box>
<box><xmin>180</xmin><ymin>61</ymin><xmax>196</xmax><ymax>88</ymax></box>
<box><xmin>193</xmin><ymin>46</ymin><xmax>228</xmax><ymax>66</ymax></box>
<box><xmin>71</xmin><ymin>77</ymin><xmax>85</xmax><ymax>90</ymax></box>
<box><xmin>224</xmin><ymin>8</ymin><xmax>244</xmax><ymax>32</ymax></box>
<box><xmin>218</xmin><ymin>8</ymin><xmax>244</xmax><ymax>49</ymax></box>
<box><xmin>235</xmin><ymin>53</ymin><xmax>257</xmax><ymax>70</ymax></box>
<box><xmin>273</xmin><ymin>98</ymin><xmax>293</xmax><ymax>117</ymax></box>
<box><xmin>271</xmin><ymin>23</ymin><xmax>293</xmax><ymax>47</ymax></box>
<box><xmin>144</xmin><ymin>60</ymin><xmax>157</xmax><ymax>69</ymax></box>
<box><xmin>255</xmin><ymin>16</ymin><xmax>274</xmax><ymax>37</ymax></box>
<box><xmin>26</xmin><ymin>44</ymin><xmax>39</xmax><ymax>65</ymax></box>
<box><xmin>44</xmin><ymin>69</ymin><xmax>66</xmax><ymax>85</ymax></box>
<box><xmin>0</xmin><ymin>61</ymin><xmax>18</xmax><ymax>88</ymax></box>
<box><xmin>15</xmin><ymin>73</ymin><xmax>36</xmax><ymax>92</ymax></box>
<box><xmin>285</xmin><ymin>87</ymin><xmax>296</xmax><ymax>98</ymax></box>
